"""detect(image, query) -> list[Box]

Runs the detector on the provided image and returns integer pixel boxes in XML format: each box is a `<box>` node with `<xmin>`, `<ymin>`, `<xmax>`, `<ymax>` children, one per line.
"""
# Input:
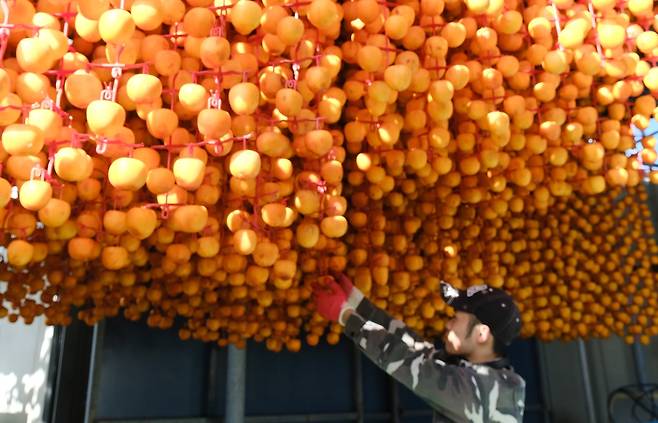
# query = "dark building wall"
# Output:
<box><xmin>93</xmin><ymin>316</ymin><xmax>546</xmax><ymax>422</ymax></box>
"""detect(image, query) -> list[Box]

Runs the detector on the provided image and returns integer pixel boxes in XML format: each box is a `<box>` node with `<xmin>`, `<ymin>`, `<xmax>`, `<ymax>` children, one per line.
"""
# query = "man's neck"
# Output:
<box><xmin>465</xmin><ymin>350</ymin><xmax>500</xmax><ymax>364</ymax></box>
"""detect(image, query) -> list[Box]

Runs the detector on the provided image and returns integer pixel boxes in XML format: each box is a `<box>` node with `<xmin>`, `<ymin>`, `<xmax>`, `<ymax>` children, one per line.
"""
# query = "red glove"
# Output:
<box><xmin>333</xmin><ymin>272</ymin><xmax>364</xmax><ymax>309</ymax></box>
<box><xmin>312</xmin><ymin>277</ymin><xmax>351</xmax><ymax>324</ymax></box>
<box><xmin>334</xmin><ymin>272</ymin><xmax>353</xmax><ymax>295</ymax></box>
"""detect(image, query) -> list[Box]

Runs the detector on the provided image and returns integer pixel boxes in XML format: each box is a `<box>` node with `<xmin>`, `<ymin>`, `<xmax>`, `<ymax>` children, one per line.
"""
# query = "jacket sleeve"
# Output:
<box><xmin>354</xmin><ymin>297</ymin><xmax>426</xmax><ymax>343</ymax></box>
<box><xmin>343</xmin><ymin>312</ymin><xmax>486</xmax><ymax>422</ymax></box>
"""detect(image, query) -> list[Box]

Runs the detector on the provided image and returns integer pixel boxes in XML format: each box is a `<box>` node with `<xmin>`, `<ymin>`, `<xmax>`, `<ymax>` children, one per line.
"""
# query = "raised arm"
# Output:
<box><xmin>312</xmin><ymin>277</ymin><xmax>515</xmax><ymax>421</ymax></box>
<box><xmin>335</xmin><ymin>272</ymin><xmax>426</xmax><ymax>343</ymax></box>
<box><xmin>341</xmin><ymin>310</ymin><xmax>486</xmax><ymax>421</ymax></box>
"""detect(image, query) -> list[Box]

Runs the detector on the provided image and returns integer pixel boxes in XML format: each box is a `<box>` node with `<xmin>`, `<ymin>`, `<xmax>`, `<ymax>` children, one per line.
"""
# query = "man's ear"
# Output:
<box><xmin>476</xmin><ymin>324</ymin><xmax>492</xmax><ymax>344</ymax></box>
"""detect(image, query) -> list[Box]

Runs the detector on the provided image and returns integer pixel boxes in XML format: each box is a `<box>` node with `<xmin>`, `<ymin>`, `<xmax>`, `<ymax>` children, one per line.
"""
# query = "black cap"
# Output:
<box><xmin>440</xmin><ymin>281</ymin><xmax>522</xmax><ymax>347</ymax></box>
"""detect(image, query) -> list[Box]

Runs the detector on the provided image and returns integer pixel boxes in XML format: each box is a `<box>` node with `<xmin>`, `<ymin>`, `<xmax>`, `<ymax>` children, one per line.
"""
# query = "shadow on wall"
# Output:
<box><xmin>0</xmin><ymin>318</ymin><xmax>54</xmax><ymax>423</ymax></box>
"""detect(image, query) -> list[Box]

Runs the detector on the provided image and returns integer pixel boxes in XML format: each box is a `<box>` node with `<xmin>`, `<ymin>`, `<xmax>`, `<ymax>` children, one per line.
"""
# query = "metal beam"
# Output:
<box><xmin>205</xmin><ymin>346</ymin><xmax>222</xmax><ymax>417</ymax></box>
<box><xmin>401</xmin><ymin>409</ymin><xmax>434</xmax><ymax>418</ymax></box>
<box><xmin>95</xmin><ymin>409</ymin><xmax>434</xmax><ymax>423</ymax></box>
<box><xmin>225</xmin><ymin>345</ymin><xmax>246</xmax><ymax>423</ymax></box>
<box><xmin>390</xmin><ymin>380</ymin><xmax>401</xmax><ymax>423</ymax></box>
<box><xmin>577</xmin><ymin>339</ymin><xmax>597</xmax><ymax>423</ymax></box>
<box><xmin>535</xmin><ymin>339</ymin><xmax>554</xmax><ymax>423</ymax></box>
<box><xmin>94</xmin><ymin>405</ymin><xmax>533</xmax><ymax>423</ymax></box>
<box><xmin>245</xmin><ymin>412</ymin><xmax>373</xmax><ymax>422</ymax></box>
<box><xmin>96</xmin><ymin>419</ymin><xmax>217</xmax><ymax>423</ymax></box>
<box><xmin>84</xmin><ymin>321</ymin><xmax>106</xmax><ymax>423</ymax></box>
<box><xmin>352</xmin><ymin>345</ymin><xmax>364</xmax><ymax>423</ymax></box>
<box><xmin>632</xmin><ymin>340</ymin><xmax>648</xmax><ymax>387</ymax></box>
<box><xmin>50</xmin><ymin>316</ymin><xmax>95</xmax><ymax>423</ymax></box>
<box><xmin>43</xmin><ymin>326</ymin><xmax>63</xmax><ymax>423</ymax></box>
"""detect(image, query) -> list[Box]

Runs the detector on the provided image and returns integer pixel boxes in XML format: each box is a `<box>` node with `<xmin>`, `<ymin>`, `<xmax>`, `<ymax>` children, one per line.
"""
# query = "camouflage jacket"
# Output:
<box><xmin>343</xmin><ymin>298</ymin><xmax>526</xmax><ymax>423</ymax></box>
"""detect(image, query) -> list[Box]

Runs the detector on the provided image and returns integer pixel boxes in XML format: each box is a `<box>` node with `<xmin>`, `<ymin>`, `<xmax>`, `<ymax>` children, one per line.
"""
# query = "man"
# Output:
<box><xmin>313</xmin><ymin>274</ymin><xmax>526</xmax><ymax>422</ymax></box>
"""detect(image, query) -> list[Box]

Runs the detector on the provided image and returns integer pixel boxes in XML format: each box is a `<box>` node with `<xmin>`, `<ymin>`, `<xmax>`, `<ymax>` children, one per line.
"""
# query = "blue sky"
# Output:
<box><xmin>631</xmin><ymin>119</ymin><xmax>658</xmax><ymax>168</ymax></box>
<box><xmin>632</xmin><ymin>118</ymin><xmax>658</xmax><ymax>141</ymax></box>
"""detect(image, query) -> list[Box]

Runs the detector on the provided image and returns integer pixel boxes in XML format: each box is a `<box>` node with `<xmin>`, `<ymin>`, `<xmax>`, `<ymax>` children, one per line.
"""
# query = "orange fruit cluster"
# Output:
<box><xmin>345</xmin><ymin>183</ymin><xmax>658</xmax><ymax>345</ymax></box>
<box><xmin>0</xmin><ymin>0</ymin><xmax>657</xmax><ymax>351</ymax></box>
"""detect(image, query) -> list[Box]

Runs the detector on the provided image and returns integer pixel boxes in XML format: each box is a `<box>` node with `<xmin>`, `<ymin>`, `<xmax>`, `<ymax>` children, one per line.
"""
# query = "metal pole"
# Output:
<box><xmin>225</xmin><ymin>344</ymin><xmax>247</xmax><ymax>423</ymax></box>
<box><xmin>535</xmin><ymin>340</ymin><xmax>553</xmax><ymax>423</ymax></box>
<box><xmin>577</xmin><ymin>339</ymin><xmax>597</xmax><ymax>423</ymax></box>
<box><xmin>206</xmin><ymin>346</ymin><xmax>221</xmax><ymax>417</ymax></box>
<box><xmin>631</xmin><ymin>341</ymin><xmax>647</xmax><ymax>387</ymax></box>
<box><xmin>84</xmin><ymin>320</ymin><xmax>105</xmax><ymax>423</ymax></box>
<box><xmin>352</xmin><ymin>345</ymin><xmax>364</xmax><ymax>423</ymax></box>
<box><xmin>390</xmin><ymin>379</ymin><xmax>401</xmax><ymax>423</ymax></box>
<box><xmin>44</xmin><ymin>325</ymin><xmax>63</xmax><ymax>423</ymax></box>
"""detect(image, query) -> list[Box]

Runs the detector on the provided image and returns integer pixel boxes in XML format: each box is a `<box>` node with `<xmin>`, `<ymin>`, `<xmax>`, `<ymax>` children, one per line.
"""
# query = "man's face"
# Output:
<box><xmin>443</xmin><ymin>311</ymin><xmax>478</xmax><ymax>356</ymax></box>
